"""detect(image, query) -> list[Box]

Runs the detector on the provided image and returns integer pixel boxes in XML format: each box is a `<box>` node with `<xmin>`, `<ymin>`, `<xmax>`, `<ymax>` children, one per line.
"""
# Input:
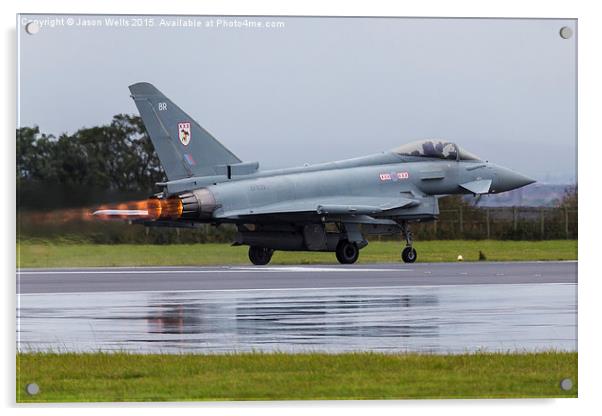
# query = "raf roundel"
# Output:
<box><xmin>178</xmin><ymin>122</ymin><xmax>191</xmax><ymax>146</ymax></box>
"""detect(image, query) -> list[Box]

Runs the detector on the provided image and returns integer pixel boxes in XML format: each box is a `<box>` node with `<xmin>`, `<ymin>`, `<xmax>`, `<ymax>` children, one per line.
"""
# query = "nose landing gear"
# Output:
<box><xmin>401</xmin><ymin>246</ymin><xmax>417</xmax><ymax>263</ymax></box>
<box><xmin>400</xmin><ymin>222</ymin><xmax>417</xmax><ymax>263</ymax></box>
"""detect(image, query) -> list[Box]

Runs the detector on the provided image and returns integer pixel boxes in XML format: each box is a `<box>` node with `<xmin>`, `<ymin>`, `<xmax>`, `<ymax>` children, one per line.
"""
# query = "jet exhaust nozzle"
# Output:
<box><xmin>177</xmin><ymin>188</ymin><xmax>217</xmax><ymax>219</ymax></box>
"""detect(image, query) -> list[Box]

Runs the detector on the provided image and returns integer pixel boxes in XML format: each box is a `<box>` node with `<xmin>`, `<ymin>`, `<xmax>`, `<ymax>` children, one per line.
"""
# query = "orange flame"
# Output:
<box><xmin>19</xmin><ymin>207</ymin><xmax>95</xmax><ymax>224</ymax></box>
<box><xmin>146</xmin><ymin>198</ymin><xmax>183</xmax><ymax>220</ymax></box>
<box><xmin>92</xmin><ymin>197</ymin><xmax>183</xmax><ymax>220</ymax></box>
<box><xmin>19</xmin><ymin>197</ymin><xmax>184</xmax><ymax>225</ymax></box>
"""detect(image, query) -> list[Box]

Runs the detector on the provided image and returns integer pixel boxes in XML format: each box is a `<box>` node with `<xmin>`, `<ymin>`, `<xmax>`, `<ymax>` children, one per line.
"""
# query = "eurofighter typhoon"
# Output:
<box><xmin>94</xmin><ymin>83</ymin><xmax>535</xmax><ymax>265</ymax></box>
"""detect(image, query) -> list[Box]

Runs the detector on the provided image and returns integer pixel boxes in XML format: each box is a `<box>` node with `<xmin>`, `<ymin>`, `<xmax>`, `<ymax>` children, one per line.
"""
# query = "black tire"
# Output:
<box><xmin>248</xmin><ymin>246</ymin><xmax>274</xmax><ymax>265</ymax></box>
<box><xmin>401</xmin><ymin>246</ymin><xmax>417</xmax><ymax>263</ymax></box>
<box><xmin>335</xmin><ymin>240</ymin><xmax>359</xmax><ymax>264</ymax></box>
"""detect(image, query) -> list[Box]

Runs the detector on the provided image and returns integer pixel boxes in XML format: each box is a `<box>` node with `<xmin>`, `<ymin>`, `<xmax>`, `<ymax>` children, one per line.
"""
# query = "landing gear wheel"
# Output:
<box><xmin>401</xmin><ymin>246</ymin><xmax>417</xmax><ymax>263</ymax></box>
<box><xmin>336</xmin><ymin>240</ymin><xmax>359</xmax><ymax>264</ymax></box>
<box><xmin>248</xmin><ymin>246</ymin><xmax>274</xmax><ymax>265</ymax></box>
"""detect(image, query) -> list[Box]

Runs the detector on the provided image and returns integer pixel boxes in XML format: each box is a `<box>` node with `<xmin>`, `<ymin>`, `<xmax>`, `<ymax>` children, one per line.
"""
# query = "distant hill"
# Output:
<box><xmin>467</xmin><ymin>183</ymin><xmax>574</xmax><ymax>207</ymax></box>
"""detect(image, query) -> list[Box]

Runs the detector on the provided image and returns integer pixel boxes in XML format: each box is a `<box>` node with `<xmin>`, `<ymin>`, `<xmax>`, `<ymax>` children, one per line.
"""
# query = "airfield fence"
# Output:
<box><xmin>18</xmin><ymin>206</ymin><xmax>577</xmax><ymax>244</ymax></box>
<box><xmin>399</xmin><ymin>206</ymin><xmax>577</xmax><ymax>241</ymax></box>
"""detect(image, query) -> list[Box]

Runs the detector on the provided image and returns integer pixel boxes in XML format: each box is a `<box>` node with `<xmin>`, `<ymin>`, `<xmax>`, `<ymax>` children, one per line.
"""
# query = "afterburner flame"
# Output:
<box><xmin>145</xmin><ymin>198</ymin><xmax>183</xmax><ymax>220</ymax></box>
<box><xmin>21</xmin><ymin>197</ymin><xmax>186</xmax><ymax>224</ymax></box>
<box><xmin>92</xmin><ymin>197</ymin><xmax>183</xmax><ymax>221</ymax></box>
<box><xmin>21</xmin><ymin>208</ymin><xmax>95</xmax><ymax>224</ymax></box>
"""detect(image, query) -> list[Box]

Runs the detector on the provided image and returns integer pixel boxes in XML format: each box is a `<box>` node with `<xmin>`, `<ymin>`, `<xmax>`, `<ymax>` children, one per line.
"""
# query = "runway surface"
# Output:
<box><xmin>18</xmin><ymin>261</ymin><xmax>577</xmax><ymax>294</ymax></box>
<box><xmin>16</xmin><ymin>262</ymin><xmax>577</xmax><ymax>354</ymax></box>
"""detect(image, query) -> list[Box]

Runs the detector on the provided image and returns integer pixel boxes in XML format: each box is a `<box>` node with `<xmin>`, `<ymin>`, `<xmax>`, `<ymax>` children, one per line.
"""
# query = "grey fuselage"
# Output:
<box><xmin>161</xmin><ymin>151</ymin><xmax>526</xmax><ymax>225</ymax></box>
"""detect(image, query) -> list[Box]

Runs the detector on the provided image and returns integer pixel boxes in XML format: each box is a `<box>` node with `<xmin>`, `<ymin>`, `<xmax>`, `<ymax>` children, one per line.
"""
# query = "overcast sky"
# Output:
<box><xmin>18</xmin><ymin>15</ymin><xmax>576</xmax><ymax>183</ymax></box>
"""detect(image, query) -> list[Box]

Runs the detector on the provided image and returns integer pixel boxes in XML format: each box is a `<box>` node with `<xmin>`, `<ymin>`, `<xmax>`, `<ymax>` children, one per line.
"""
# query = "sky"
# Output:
<box><xmin>18</xmin><ymin>15</ymin><xmax>577</xmax><ymax>183</ymax></box>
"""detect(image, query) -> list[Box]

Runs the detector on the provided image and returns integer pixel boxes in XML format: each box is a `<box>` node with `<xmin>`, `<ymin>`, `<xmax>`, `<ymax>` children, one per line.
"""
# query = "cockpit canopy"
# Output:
<box><xmin>392</xmin><ymin>140</ymin><xmax>481</xmax><ymax>161</ymax></box>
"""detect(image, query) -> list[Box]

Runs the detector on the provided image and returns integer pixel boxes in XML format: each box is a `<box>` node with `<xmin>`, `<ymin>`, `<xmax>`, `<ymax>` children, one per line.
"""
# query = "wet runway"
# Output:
<box><xmin>18</xmin><ymin>261</ymin><xmax>576</xmax><ymax>294</ymax></box>
<box><xmin>17</xmin><ymin>262</ymin><xmax>577</xmax><ymax>354</ymax></box>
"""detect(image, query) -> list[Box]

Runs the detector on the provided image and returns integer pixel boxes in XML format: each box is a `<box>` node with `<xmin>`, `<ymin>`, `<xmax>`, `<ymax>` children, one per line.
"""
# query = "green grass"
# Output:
<box><xmin>17</xmin><ymin>240</ymin><xmax>577</xmax><ymax>268</ymax></box>
<box><xmin>16</xmin><ymin>351</ymin><xmax>577</xmax><ymax>402</ymax></box>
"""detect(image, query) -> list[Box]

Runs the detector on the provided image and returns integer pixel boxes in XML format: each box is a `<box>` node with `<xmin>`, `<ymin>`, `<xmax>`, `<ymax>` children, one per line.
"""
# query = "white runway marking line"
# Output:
<box><xmin>15</xmin><ymin>259</ymin><xmax>577</xmax><ymax>273</ymax></box>
<box><xmin>17</xmin><ymin>282</ymin><xmax>576</xmax><ymax>297</ymax></box>
<box><xmin>231</xmin><ymin>266</ymin><xmax>414</xmax><ymax>272</ymax></box>
<box><xmin>17</xmin><ymin>266</ymin><xmax>414</xmax><ymax>275</ymax></box>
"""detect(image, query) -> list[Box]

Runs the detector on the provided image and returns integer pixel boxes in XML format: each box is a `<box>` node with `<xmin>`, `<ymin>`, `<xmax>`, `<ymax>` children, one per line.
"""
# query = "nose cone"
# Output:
<box><xmin>492</xmin><ymin>166</ymin><xmax>535</xmax><ymax>193</ymax></box>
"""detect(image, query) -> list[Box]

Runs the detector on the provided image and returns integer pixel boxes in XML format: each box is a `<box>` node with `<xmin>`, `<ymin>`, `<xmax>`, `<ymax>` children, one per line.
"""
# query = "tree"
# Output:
<box><xmin>17</xmin><ymin>115</ymin><xmax>167</xmax><ymax>209</ymax></box>
<box><xmin>558</xmin><ymin>185</ymin><xmax>577</xmax><ymax>209</ymax></box>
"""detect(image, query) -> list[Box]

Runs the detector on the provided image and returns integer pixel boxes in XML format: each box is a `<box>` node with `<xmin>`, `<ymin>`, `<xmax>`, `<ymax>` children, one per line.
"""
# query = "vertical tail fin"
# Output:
<box><xmin>129</xmin><ymin>82</ymin><xmax>241</xmax><ymax>181</ymax></box>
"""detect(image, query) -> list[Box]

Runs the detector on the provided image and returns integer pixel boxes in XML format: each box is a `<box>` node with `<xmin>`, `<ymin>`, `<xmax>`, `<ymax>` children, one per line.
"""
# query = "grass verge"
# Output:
<box><xmin>17</xmin><ymin>240</ymin><xmax>577</xmax><ymax>268</ymax></box>
<box><xmin>16</xmin><ymin>351</ymin><xmax>577</xmax><ymax>402</ymax></box>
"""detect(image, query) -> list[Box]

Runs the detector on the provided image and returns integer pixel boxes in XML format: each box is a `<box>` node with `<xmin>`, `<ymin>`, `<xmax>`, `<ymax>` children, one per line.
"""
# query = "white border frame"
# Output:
<box><xmin>4</xmin><ymin>1</ymin><xmax>597</xmax><ymax>415</ymax></box>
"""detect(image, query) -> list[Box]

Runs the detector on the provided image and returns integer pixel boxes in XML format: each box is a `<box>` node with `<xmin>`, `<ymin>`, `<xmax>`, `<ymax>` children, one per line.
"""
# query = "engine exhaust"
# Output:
<box><xmin>92</xmin><ymin>188</ymin><xmax>217</xmax><ymax>221</ymax></box>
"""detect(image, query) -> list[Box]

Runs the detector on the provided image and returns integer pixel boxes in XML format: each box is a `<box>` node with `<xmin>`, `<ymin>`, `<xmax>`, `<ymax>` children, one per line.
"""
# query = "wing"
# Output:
<box><xmin>215</xmin><ymin>195</ymin><xmax>419</xmax><ymax>219</ymax></box>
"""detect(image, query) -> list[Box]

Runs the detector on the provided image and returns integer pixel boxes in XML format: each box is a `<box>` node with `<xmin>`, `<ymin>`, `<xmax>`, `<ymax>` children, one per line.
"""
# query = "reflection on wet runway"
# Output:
<box><xmin>17</xmin><ymin>283</ymin><xmax>576</xmax><ymax>354</ymax></box>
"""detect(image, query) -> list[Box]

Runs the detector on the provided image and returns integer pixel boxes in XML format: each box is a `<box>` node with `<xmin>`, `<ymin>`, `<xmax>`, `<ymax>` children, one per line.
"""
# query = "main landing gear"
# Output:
<box><xmin>248</xmin><ymin>246</ymin><xmax>274</xmax><ymax>265</ymax></box>
<box><xmin>335</xmin><ymin>240</ymin><xmax>359</xmax><ymax>264</ymax></box>
<box><xmin>400</xmin><ymin>222</ymin><xmax>417</xmax><ymax>263</ymax></box>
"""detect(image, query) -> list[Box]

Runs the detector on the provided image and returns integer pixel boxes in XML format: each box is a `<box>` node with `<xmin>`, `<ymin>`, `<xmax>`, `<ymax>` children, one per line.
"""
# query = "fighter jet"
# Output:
<box><xmin>94</xmin><ymin>82</ymin><xmax>535</xmax><ymax>265</ymax></box>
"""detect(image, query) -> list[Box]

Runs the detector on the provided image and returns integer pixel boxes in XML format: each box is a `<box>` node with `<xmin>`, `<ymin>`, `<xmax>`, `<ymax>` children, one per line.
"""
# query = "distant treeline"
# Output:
<box><xmin>17</xmin><ymin>114</ymin><xmax>166</xmax><ymax>209</ymax></box>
